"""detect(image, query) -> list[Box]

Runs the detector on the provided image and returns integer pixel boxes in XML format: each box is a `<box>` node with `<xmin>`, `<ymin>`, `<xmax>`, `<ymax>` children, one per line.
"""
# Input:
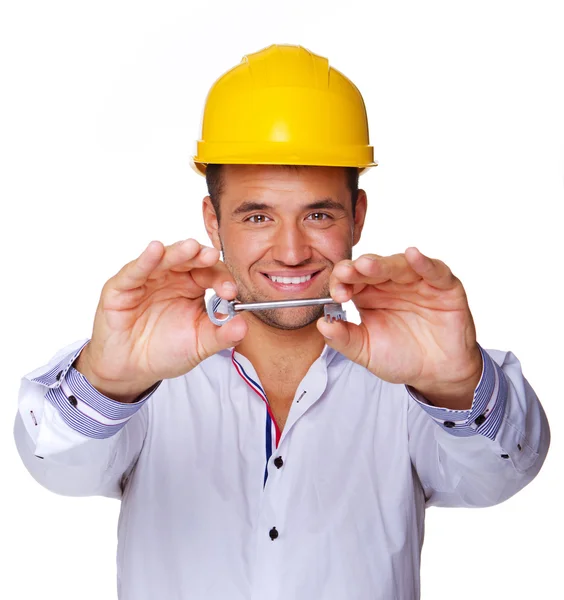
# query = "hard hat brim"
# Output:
<box><xmin>191</xmin><ymin>142</ymin><xmax>378</xmax><ymax>176</ymax></box>
<box><xmin>191</xmin><ymin>159</ymin><xmax>377</xmax><ymax>176</ymax></box>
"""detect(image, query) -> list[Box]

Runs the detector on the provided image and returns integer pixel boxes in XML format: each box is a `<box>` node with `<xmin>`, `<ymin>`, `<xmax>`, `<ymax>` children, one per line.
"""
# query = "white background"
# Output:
<box><xmin>1</xmin><ymin>0</ymin><xmax>562</xmax><ymax>598</ymax></box>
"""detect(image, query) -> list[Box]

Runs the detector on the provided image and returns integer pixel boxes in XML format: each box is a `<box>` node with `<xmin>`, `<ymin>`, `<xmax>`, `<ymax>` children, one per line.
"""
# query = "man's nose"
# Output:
<box><xmin>270</xmin><ymin>223</ymin><xmax>313</xmax><ymax>265</ymax></box>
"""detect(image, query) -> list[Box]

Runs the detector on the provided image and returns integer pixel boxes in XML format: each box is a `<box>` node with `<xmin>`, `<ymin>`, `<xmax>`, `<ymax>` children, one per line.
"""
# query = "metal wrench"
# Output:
<box><xmin>206</xmin><ymin>293</ymin><xmax>347</xmax><ymax>326</ymax></box>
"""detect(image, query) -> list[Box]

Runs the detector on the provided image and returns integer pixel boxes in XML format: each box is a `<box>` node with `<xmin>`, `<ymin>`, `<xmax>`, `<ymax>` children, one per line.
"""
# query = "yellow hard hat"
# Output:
<box><xmin>191</xmin><ymin>44</ymin><xmax>377</xmax><ymax>176</ymax></box>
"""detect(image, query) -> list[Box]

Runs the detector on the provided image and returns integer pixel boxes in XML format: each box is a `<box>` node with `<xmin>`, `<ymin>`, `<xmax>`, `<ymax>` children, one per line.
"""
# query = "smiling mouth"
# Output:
<box><xmin>261</xmin><ymin>270</ymin><xmax>322</xmax><ymax>285</ymax></box>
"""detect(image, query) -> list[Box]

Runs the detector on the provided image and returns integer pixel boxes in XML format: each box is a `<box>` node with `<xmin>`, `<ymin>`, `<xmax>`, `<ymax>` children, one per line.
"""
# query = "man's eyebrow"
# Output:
<box><xmin>303</xmin><ymin>198</ymin><xmax>347</xmax><ymax>211</ymax></box>
<box><xmin>231</xmin><ymin>198</ymin><xmax>347</xmax><ymax>216</ymax></box>
<box><xmin>231</xmin><ymin>201</ymin><xmax>272</xmax><ymax>216</ymax></box>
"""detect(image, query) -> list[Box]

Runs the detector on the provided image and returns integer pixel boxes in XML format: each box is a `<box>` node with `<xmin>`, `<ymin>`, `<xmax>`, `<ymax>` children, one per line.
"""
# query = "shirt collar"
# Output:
<box><xmin>229</xmin><ymin>343</ymin><xmax>337</xmax><ymax>366</ymax></box>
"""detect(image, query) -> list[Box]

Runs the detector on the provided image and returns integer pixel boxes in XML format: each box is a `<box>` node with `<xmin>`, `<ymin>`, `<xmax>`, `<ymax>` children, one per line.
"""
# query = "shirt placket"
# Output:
<box><xmin>230</xmin><ymin>347</ymin><xmax>333</xmax><ymax>599</ymax></box>
<box><xmin>230</xmin><ymin>349</ymin><xmax>280</xmax><ymax>486</ymax></box>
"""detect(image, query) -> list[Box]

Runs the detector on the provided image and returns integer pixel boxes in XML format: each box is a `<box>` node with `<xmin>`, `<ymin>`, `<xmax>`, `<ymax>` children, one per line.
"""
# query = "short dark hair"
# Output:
<box><xmin>205</xmin><ymin>164</ymin><xmax>359</xmax><ymax>223</ymax></box>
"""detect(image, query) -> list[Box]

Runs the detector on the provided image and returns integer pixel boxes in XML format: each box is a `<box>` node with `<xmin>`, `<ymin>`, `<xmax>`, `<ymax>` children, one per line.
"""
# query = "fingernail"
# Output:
<box><xmin>201</xmin><ymin>246</ymin><xmax>216</xmax><ymax>256</ymax></box>
<box><xmin>223</xmin><ymin>281</ymin><xmax>237</xmax><ymax>292</ymax></box>
<box><xmin>335</xmin><ymin>283</ymin><xmax>347</xmax><ymax>296</ymax></box>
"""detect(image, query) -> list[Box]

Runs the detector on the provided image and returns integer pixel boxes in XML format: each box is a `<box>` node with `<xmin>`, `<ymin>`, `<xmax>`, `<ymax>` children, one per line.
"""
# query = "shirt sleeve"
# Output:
<box><xmin>407</xmin><ymin>345</ymin><xmax>550</xmax><ymax>508</ymax></box>
<box><xmin>29</xmin><ymin>338</ymin><xmax>161</xmax><ymax>442</ymax></box>
<box><xmin>405</xmin><ymin>344</ymin><xmax>505</xmax><ymax>440</ymax></box>
<box><xmin>13</xmin><ymin>339</ymin><xmax>162</xmax><ymax>499</ymax></box>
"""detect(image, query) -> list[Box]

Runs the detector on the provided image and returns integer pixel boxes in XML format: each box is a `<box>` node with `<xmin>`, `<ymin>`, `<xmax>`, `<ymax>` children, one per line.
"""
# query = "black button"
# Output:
<box><xmin>35</xmin><ymin>455</ymin><xmax>44</xmax><ymax>460</ymax></box>
<box><xmin>517</xmin><ymin>444</ymin><xmax>522</xmax><ymax>451</ymax></box>
<box><xmin>269</xmin><ymin>527</ymin><xmax>279</xmax><ymax>540</ymax></box>
<box><xmin>474</xmin><ymin>414</ymin><xmax>486</xmax><ymax>426</ymax></box>
<box><xmin>501</xmin><ymin>454</ymin><xmax>509</xmax><ymax>459</ymax></box>
<box><xmin>443</xmin><ymin>421</ymin><xmax>455</xmax><ymax>428</ymax></box>
<box><xmin>56</xmin><ymin>371</ymin><xmax>62</xmax><ymax>381</ymax></box>
<box><xmin>68</xmin><ymin>395</ymin><xmax>78</xmax><ymax>407</ymax></box>
<box><xmin>274</xmin><ymin>456</ymin><xmax>284</xmax><ymax>469</ymax></box>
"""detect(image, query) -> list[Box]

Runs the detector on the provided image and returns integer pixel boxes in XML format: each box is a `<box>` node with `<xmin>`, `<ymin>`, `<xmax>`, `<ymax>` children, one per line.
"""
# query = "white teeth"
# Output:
<box><xmin>269</xmin><ymin>274</ymin><xmax>312</xmax><ymax>284</ymax></box>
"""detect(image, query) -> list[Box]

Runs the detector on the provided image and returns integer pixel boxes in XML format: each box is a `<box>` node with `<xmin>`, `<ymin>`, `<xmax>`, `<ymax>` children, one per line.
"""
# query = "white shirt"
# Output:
<box><xmin>14</xmin><ymin>338</ymin><xmax>550</xmax><ymax>600</ymax></box>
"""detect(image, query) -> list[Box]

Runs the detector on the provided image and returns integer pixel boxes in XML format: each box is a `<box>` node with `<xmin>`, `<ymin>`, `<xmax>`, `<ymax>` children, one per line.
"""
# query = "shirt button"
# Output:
<box><xmin>56</xmin><ymin>371</ymin><xmax>63</xmax><ymax>381</ymax></box>
<box><xmin>68</xmin><ymin>395</ymin><xmax>78</xmax><ymax>407</ymax></box>
<box><xmin>269</xmin><ymin>527</ymin><xmax>279</xmax><ymax>540</ymax></box>
<box><xmin>474</xmin><ymin>414</ymin><xmax>486</xmax><ymax>426</ymax></box>
<box><xmin>274</xmin><ymin>456</ymin><xmax>284</xmax><ymax>469</ymax></box>
<box><xmin>443</xmin><ymin>421</ymin><xmax>455</xmax><ymax>428</ymax></box>
<box><xmin>501</xmin><ymin>454</ymin><xmax>510</xmax><ymax>459</ymax></box>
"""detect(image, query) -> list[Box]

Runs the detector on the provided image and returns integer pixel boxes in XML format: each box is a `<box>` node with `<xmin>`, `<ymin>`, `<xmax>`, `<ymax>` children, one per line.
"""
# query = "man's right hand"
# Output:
<box><xmin>75</xmin><ymin>239</ymin><xmax>247</xmax><ymax>402</ymax></box>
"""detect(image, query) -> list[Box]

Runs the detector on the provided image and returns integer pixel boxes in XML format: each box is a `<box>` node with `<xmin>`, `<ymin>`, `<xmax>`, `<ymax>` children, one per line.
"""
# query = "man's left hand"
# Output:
<box><xmin>316</xmin><ymin>247</ymin><xmax>483</xmax><ymax>409</ymax></box>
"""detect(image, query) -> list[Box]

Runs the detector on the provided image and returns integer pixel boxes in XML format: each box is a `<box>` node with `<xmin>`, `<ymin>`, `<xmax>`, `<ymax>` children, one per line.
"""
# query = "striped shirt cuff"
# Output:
<box><xmin>406</xmin><ymin>344</ymin><xmax>508</xmax><ymax>441</ymax></box>
<box><xmin>30</xmin><ymin>339</ymin><xmax>91</xmax><ymax>388</ymax></box>
<box><xmin>31</xmin><ymin>340</ymin><xmax>162</xmax><ymax>439</ymax></box>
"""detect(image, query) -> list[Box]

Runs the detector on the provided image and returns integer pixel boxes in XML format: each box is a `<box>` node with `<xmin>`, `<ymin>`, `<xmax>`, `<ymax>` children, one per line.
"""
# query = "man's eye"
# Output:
<box><xmin>307</xmin><ymin>212</ymin><xmax>331</xmax><ymax>221</ymax></box>
<box><xmin>247</xmin><ymin>214</ymin><xmax>271</xmax><ymax>223</ymax></box>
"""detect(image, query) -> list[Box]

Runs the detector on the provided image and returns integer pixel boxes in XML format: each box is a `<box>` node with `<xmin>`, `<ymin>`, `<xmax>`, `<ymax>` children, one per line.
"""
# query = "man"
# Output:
<box><xmin>14</xmin><ymin>44</ymin><xmax>550</xmax><ymax>600</ymax></box>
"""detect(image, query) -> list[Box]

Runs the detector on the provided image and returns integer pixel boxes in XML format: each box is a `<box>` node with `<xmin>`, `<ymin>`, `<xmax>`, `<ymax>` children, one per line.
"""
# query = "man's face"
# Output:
<box><xmin>203</xmin><ymin>165</ymin><xmax>367</xmax><ymax>330</ymax></box>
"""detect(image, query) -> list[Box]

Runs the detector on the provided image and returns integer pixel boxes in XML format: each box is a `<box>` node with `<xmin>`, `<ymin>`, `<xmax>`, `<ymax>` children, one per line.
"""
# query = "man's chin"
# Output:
<box><xmin>251</xmin><ymin>306</ymin><xmax>325</xmax><ymax>331</ymax></box>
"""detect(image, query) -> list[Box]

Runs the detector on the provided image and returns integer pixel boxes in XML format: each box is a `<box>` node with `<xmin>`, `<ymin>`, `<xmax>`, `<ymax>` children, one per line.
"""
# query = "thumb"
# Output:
<box><xmin>316</xmin><ymin>317</ymin><xmax>368</xmax><ymax>367</ymax></box>
<box><xmin>201</xmin><ymin>314</ymin><xmax>249</xmax><ymax>358</ymax></box>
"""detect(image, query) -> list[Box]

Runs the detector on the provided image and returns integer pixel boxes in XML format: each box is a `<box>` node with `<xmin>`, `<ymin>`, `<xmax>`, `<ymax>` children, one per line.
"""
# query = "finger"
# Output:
<box><xmin>329</xmin><ymin>254</ymin><xmax>418</xmax><ymax>303</ymax></box>
<box><xmin>157</xmin><ymin>239</ymin><xmax>220</xmax><ymax>275</ymax></box>
<box><xmin>111</xmin><ymin>240</ymin><xmax>166</xmax><ymax>292</ymax></box>
<box><xmin>329</xmin><ymin>279</ymin><xmax>363</xmax><ymax>304</ymax></box>
<box><xmin>333</xmin><ymin>254</ymin><xmax>420</xmax><ymax>286</ymax></box>
<box><xmin>111</xmin><ymin>239</ymin><xmax>220</xmax><ymax>293</ymax></box>
<box><xmin>315</xmin><ymin>317</ymin><xmax>368</xmax><ymax>368</ymax></box>
<box><xmin>189</xmin><ymin>262</ymin><xmax>239</xmax><ymax>300</ymax></box>
<box><xmin>404</xmin><ymin>247</ymin><xmax>457</xmax><ymax>290</ymax></box>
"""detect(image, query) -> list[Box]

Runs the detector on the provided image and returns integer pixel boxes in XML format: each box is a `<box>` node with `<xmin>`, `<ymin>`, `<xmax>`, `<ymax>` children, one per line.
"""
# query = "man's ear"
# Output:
<box><xmin>353</xmin><ymin>189</ymin><xmax>368</xmax><ymax>246</ymax></box>
<box><xmin>202</xmin><ymin>196</ymin><xmax>222</xmax><ymax>251</ymax></box>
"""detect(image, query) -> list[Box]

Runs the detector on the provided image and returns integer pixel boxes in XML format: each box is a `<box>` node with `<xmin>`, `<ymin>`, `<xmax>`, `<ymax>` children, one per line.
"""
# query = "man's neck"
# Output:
<box><xmin>234</xmin><ymin>314</ymin><xmax>326</xmax><ymax>382</ymax></box>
